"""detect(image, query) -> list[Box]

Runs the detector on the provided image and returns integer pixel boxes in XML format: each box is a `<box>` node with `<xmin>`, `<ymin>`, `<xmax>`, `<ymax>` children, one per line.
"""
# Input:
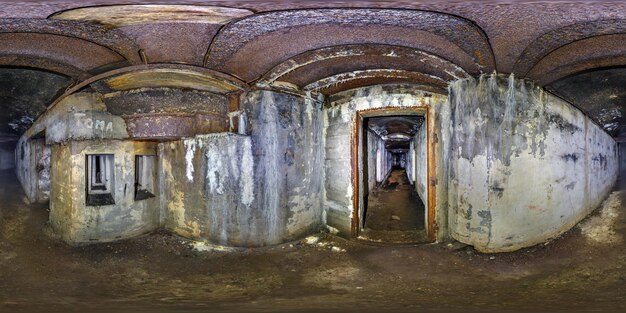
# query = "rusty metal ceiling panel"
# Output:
<box><xmin>206</xmin><ymin>9</ymin><xmax>494</xmax><ymax>81</ymax></box>
<box><xmin>259</xmin><ymin>44</ymin><xmax>469</xmax><ymax>89</ymax></box>
<box><xmin>0</xmin><ymin>18</ymin><xmax>142</xmax><ymax>64</ymax></box>
<box><xmin>514</xmin><ymin>19</ymin><xmax>626</xmax><ymax>78</ymax></box>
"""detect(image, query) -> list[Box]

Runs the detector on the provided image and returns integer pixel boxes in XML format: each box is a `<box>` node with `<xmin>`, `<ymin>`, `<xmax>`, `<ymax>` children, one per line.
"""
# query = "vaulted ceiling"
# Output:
<box><xmin>0</xmin><ymin>1</ymin><xmax>624</xmax><ymax>138</ymax></box>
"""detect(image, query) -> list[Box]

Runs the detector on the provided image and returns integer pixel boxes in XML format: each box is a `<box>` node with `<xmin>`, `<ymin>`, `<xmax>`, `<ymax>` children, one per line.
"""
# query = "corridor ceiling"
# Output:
<box><xmin>367</xmin><ymin>115</ymin><xmax>424</xmax><ymax>151</ymax></box>
<box><xmin>0</xmin><ymin>1</ymin><xmax>624</xmax><ymax>138</ymax></box>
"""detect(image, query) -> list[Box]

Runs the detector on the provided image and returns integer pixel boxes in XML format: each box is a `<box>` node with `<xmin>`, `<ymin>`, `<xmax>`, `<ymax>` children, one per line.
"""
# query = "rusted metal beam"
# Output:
<box><xmin>0</xmin><ymin>54</ymin><xmax>89</xmax><ymax>79</ymax></box>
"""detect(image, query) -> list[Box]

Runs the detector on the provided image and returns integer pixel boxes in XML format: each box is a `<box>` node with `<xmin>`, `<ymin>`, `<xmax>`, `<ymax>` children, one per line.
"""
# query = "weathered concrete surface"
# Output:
<box><xmin>415</xmin><ymin>120</ymin><xmax>428</xmax><ymax>228</ymax></box>
<box><xmin>99</xmin><ymin>68</ymin><xmax>245</xmax><ymax>94</ymax></box>
<box><xmin>0</xmin><ymin>147</ymin><xmax>13</xmax><ymax>170</ymax></box>
<box><xmin>245</xmin><ymin>91</ymin><xmax>324</xmax><ymax>245</ymax></box>
<box><xmin>160</xmin><ymin>134</ymin><xmax>255</xmax><ymax>244</ymax></box>
<box><xmin>161</xmin><ymin>90</ymin><xmax>323</xmax><ymax>247</ymax></box>
<box><xmin>23</xmin><ymin>86</ymin><xmax>230</xmax><ymax>142</ymax></box>
<box><xmin>15</xmin><ymin>137</ymin><xmax>50</xmax><ymax>203</ymax></box>
<box><xmin>207</xmin><ymin>9</ymin><xmax>494</xmax><ymax>80</ymax></box>
<box><xmin>49</xmin><ymin>140</ymin><xmax>159</xmax><ymax>244</ymax></box>
<box><xmin>15</xmin><ymin>92</ymin><xmax>129</xmax><ymax>205</ymax></box>
<box><xmin>366</xmin><ymin>130</ymin><xmax>378</xmax><ymax>192</ymax></box>
<box><xmin>447</xmin><ymin>74</ymin><xmax>618</xmax><ymax>252</ymax></box>
<box><xmin>2</xmin><ymin>2</ymin><xmax>626</xmax><ymax>146</ymax></box>
<box><xmin>324</xmin><ymin>85</ymin><xmax>448</xmax><ymax>238</ymax></box>
<box><xmin>23</xmin><ymin>92</ymin><xmax>129</xmax><ymax>144</ymax></box>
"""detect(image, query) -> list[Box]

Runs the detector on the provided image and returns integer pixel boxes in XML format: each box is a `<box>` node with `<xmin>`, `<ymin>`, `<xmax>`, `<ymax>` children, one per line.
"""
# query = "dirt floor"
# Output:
<box><xmin>1</xmin><ymin>169</ymin><xmax>626</xmax><ymax>313</ymax></box>
<box><xmin>361</xmin><ymin>167</ymin><xmax>428</xmax><ymax>244</ymax></box>
<box><xmin>364</xmin><ymin>167</ymin><xmax>425</xmax><ymax>232</ymax></box>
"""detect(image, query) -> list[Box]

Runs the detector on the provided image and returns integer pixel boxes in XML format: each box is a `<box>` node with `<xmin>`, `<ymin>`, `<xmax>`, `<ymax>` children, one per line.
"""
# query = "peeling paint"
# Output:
<box><xmin>448</xmin><ymin>74</ymin><xmax>618</xmax><ymax>252</ymax></box>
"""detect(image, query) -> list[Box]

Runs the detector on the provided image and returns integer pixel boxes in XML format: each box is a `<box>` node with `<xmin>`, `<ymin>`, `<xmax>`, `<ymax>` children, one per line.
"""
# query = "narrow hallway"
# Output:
<box><xmin>361</xmin><ymin>166</ymin><xmax>426</xmax><ymax>243</ymax></box>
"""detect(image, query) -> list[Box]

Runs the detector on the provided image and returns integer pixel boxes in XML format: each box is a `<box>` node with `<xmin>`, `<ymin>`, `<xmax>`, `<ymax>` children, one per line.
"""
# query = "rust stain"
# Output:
<box><xmin>528</xmin><ymin>204</ymin><xmax>547</xmax><ymax>213</ymax></box>
<box><xmin>351</xmin><ymin>113</ymin><xmax>360</xmax><ymax>237</ymax></box>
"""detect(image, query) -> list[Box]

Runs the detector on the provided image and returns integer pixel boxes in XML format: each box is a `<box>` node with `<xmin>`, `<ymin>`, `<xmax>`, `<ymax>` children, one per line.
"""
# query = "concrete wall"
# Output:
<box><xmin>0</xmin><ymin>146</ymin><xmax>15</xmax><ymax>170</ymax></box>
<box><xmin>415</xmin><ymin>120</ymin><xmax>428</xmax><ymax>225</ymax></box>
<box><xmin>161</xmin><ymin>90</ymin><xmax>324</xmax><ymax>246</ymax></box>
<box><xmin>323</xmin><ymin>85</ymin><xmax>448</xmax><ymax>237</ymax></box>
<box><xmin>15</xmin><ymin>137</ymin><xmax>50</xmax><ymax>203</ymax></box>
<box><xmin>160</xmin><ymin>134</ymin><xmax>256</xmax><ymax>244</ymax></box>
<box><xmin>16</xmin><ymin>92</ymin><xmax>129</xmax><ymax>205</ymax></box>
<box><xmin>13</xmin><ymin>75</ymin><xmax>617</xmax><ymax>252</ymax></box>
<box><xmin>24</xmin><ymin>92</ymin><xmax>129</xmax><ymax>144</ymax></box>
<box><xmin>447</xmin><ymin>74</ymin><xmax>618</xmax><ymax>252</ymax></box>
<box><xmin>407</xmin><ymin>141</ymin><xmax>414</xmax><ymax>182</ymax></box>
<box><xmin>619</xmin><ymin>143</ymin><xmax>626</xmax><ymax>172</ymax></box>
<box><xmin>366</xmin><ymin>130</ymin><xmax>379</xmax><ymax>192</ymax></box>
<box><xmin>321</xmin><ymin>79</ymin><xmax>617</xmax><ymax>252</ymax></box>
<box><xmin>49</xmin><ymin>140</ymin><xmax>159</xmax><ymax>243</ymax></box>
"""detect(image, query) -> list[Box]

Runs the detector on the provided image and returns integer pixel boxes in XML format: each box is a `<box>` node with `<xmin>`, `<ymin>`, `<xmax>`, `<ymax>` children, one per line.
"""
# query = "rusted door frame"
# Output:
<box><xmin>351</xmin><ymin>106</ymin><xmax>436</xmax><ymax>242</ymax></box>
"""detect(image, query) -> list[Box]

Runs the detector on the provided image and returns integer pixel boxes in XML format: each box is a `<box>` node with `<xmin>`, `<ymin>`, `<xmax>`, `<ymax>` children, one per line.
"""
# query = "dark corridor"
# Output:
<box><xmin>361</xmin><ymin>166</ymin><xmax>427</xmax><ymax>243</ymax></box>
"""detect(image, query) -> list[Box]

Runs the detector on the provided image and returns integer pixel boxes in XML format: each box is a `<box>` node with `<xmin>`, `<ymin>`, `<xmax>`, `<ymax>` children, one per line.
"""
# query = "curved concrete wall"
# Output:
<box><xmin>161</xmin><ymin>91</ymin><xmax>324</xmax><ymax>246</ymax></box>
<box><xmin>447</xmin><ymin>74</ymin><xmax>618</xmax><ymax>252</ymax></box>
<box><xmin>16</xmin><ymin>77</ymin><xmax>617</xmax><ymax>251</ymax></box>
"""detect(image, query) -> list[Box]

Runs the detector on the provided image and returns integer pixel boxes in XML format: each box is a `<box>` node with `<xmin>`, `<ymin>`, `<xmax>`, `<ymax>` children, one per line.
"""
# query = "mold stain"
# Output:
<box><xmin>561</xmin><ymin>153</ymin><xmax>579</xmax><ymax>163</ymax></box>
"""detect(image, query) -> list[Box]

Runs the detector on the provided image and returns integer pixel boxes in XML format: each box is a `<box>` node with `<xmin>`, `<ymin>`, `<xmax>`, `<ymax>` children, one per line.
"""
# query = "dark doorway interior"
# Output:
<box><xmin>364</xmin><ymin>166</ymin><xmax>425</xmax><ymax>231</ymax></box>
<box><xmin>360</xmin><ymin>114</ymin><xmax>427</xmax><ymax>243</ymax></box>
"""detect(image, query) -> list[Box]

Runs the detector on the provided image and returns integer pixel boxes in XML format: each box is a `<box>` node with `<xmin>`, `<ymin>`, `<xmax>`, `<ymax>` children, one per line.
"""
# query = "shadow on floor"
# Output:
<box><xmin>361</xmin><ymin>167</ymin><xmax>427</xmax><ymax>243</ymax></box>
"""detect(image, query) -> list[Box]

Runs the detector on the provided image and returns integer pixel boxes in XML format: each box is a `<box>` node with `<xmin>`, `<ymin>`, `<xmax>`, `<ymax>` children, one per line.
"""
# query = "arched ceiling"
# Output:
<box><xmin>368</xmin><ymin>115</ymin><xmax>425</xmax><ymax>151</ymax></box>
<box><xmin>0</xmin><ymin>1</ymin><xmax>624</xmax><ymax>138</ymax></box>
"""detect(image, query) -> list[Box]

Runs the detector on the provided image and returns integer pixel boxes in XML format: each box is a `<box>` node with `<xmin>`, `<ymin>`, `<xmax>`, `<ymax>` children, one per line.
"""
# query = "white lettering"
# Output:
<box><xmin>95</xmin><ymin>120</ymin><xmax>105</xmax><ymax>131</ymax></box>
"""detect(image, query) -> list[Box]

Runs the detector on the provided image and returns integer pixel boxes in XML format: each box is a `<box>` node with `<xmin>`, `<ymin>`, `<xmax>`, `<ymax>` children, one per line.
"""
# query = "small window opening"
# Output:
<box><xmin>86</xmin><ymin>154</ymin><xmax>115</xmax><ymax>206</ymax></box>
<box><xmin>135</xmin><ymin>155</ymin><xmax>156</xmax><ymax>201</ymax></box>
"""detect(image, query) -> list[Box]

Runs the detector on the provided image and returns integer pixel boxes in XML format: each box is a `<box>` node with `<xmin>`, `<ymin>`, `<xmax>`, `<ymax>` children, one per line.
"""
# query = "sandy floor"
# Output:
<box><xmin>1</xmin><ymin>169</ymin><xmax>625</xmax><ymax>312</ymax></box>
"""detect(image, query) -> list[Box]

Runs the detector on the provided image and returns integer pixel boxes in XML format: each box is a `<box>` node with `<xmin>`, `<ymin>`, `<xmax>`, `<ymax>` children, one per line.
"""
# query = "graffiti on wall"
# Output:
<box><xmin>74</xmin><ymin>113</ymin><xmax>114</xmax><ymax>134</ymax></box>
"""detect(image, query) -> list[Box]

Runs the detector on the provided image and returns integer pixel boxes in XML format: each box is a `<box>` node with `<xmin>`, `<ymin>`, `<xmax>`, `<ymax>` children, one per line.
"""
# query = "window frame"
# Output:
<box><xmin>134</xmin><ymin>155</ymin><xmax>156</xmax><ymax>201</ymax></box>
<box><xmin>86</xmin><ymin>154</ymin><xmax>115</xmax><ymax>206</ymax></box>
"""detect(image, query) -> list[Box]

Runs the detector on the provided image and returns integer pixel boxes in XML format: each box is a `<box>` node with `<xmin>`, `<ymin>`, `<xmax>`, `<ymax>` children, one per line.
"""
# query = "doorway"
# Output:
<box><xmin>352</xmin><ymin>107</ymin><xmax>435</xmax><ymax>243</ymax></box>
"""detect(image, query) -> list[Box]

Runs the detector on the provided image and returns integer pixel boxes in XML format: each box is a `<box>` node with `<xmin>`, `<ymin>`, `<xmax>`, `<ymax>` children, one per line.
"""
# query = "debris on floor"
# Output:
<box><xmin>303</xmin><ymin>235</ymin><xmax>320</xmax><ymax>245</ymax></box>
<box><xmin>326</xmin><ymin>225</ymin><xmax>340</xmax><ymax>235</ymax></box>
<box><xmin>579</xmin><ymin>191</ymin><xmax>623</xmax><ymax>245</ymax></box>
<box><xmin>190</xmin><ymin>240</ymin><xmax>235</xmax><ymax>252</ymax></box>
